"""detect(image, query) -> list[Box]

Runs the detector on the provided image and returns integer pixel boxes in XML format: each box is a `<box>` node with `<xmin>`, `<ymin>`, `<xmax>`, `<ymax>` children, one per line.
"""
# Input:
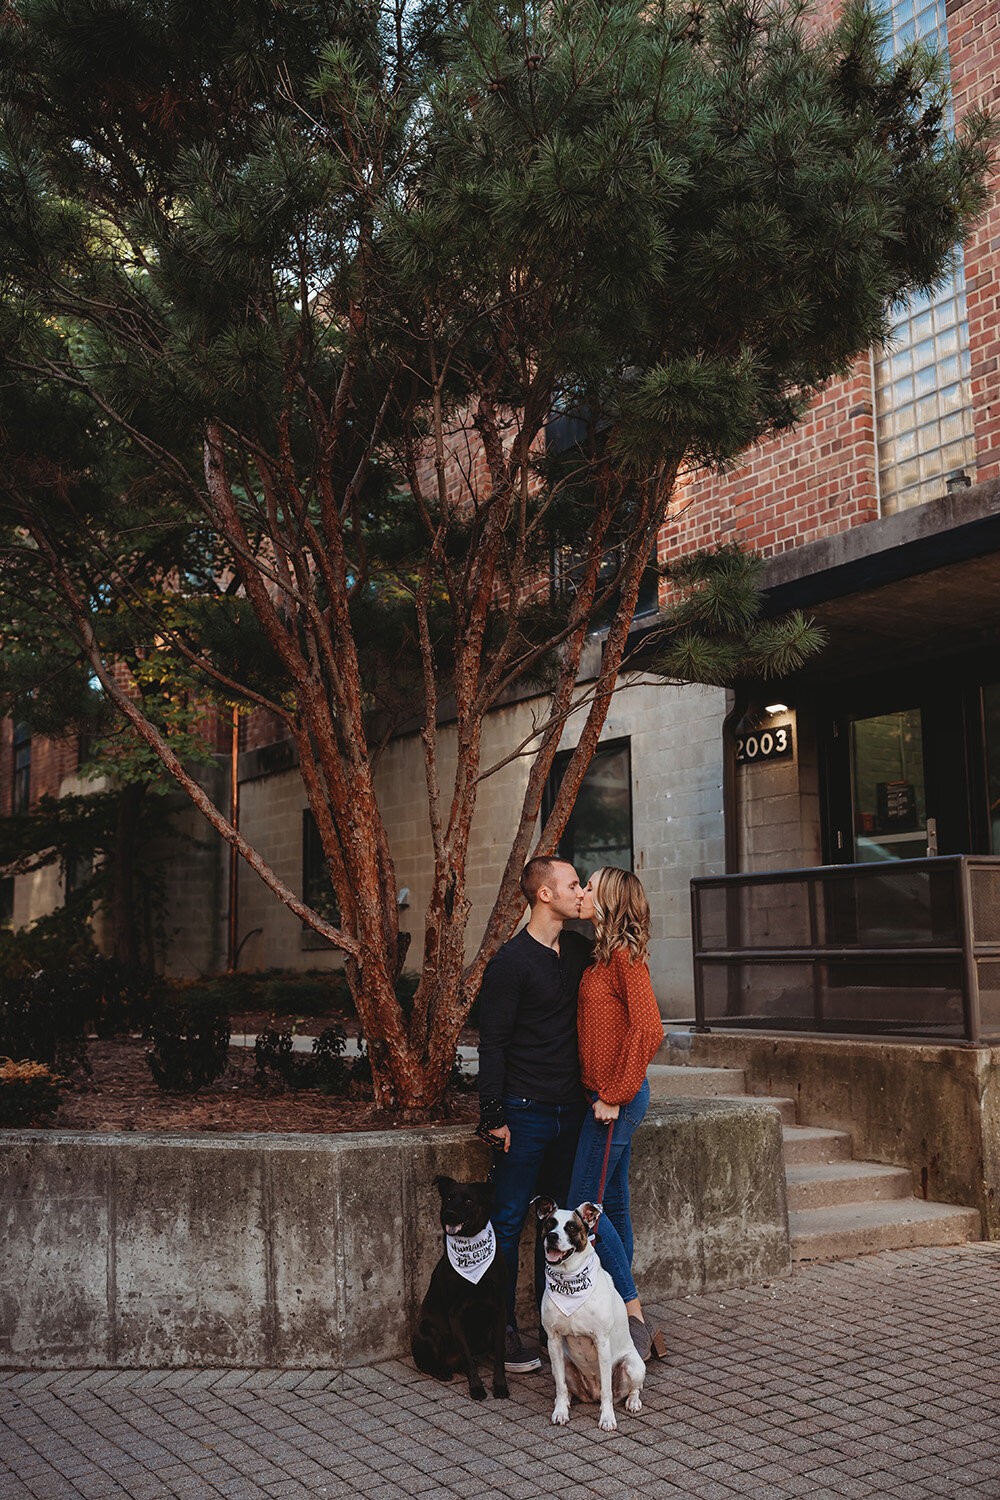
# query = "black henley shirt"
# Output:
<box><xmin>477</xmin><ymin>925</ymin><xmax>594</xmax><ymax>1130</ymax></box>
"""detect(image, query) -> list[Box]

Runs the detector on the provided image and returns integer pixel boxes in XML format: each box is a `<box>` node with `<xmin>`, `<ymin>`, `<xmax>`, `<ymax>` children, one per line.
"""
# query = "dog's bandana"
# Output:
<box><xmin>446</xmin><ymin>1222</ymin><xmax>497</xmax><ymax>1284</ymax></box>
<box><xmin>544</xmin><ymin>1249</ymin><xmax>598</xmax><ymax>1315</ymax></box>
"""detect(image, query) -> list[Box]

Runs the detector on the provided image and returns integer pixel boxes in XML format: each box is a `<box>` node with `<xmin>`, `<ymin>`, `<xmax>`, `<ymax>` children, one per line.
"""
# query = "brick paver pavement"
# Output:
<box><xmin>2</xmin><ymin>1244</ymin><xmax>998</xmax><ymax>1500</ymax></box>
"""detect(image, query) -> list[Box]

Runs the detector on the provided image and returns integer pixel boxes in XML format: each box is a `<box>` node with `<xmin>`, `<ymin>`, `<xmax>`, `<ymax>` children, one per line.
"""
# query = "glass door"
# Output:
<box><xmin>850</xmin><ymin>709</ymin><xmax>929</xmax><ymax>862</ymax></box>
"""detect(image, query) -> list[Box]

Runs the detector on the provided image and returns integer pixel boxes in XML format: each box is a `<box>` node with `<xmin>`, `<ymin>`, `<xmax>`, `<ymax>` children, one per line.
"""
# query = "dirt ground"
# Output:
<box><xmin>52</xmin><ymin>1023</ymin><xmax>480</xmax><ymax>1135</ymax></box>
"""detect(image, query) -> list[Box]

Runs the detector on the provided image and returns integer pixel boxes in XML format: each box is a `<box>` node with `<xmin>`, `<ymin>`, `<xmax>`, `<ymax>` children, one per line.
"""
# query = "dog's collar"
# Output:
<box><xmin>544</xmin><ymin>1247</ymin><xmax>598</xmax><ymax>1315</ymax></box>
<box><xmin>446</xmin><ymin>1221</ymin><xmax>496</xmax><ymax>1284</ymax></box>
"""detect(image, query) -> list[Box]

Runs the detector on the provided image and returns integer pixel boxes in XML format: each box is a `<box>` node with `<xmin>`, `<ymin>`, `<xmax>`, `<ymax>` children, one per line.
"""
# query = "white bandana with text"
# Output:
<box><xmin>446</xmin><ymin>1222</ymin><xmax>497</xmax><ymax>1284</ymax></box>
<box><xmin>544</xmin><ymin>1249</ymin><xmax>599</xmax><ymax>1316</ymax></box>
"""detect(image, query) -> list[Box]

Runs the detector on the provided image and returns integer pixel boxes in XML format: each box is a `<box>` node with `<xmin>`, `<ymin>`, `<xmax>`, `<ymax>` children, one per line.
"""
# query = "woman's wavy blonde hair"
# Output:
<box><xmin>590</xmin><ymin>866</ymin><xmax>651</xmax><ymax>967</ymax></box>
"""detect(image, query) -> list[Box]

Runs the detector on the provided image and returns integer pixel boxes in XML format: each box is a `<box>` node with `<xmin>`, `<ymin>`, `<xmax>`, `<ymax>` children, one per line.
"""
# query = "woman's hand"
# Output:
<box><xmin>592</xmin><ymin>1097</ymin><xmax>620</xmax><ymax>1123</ymax></box>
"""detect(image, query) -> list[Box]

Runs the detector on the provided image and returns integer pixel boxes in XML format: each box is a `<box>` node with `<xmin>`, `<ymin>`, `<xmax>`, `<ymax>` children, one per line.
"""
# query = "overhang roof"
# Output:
<box><xmin>760</xmin><ymin>477</ymin><xmax>1000</xmax><ymax>683</ymax></box>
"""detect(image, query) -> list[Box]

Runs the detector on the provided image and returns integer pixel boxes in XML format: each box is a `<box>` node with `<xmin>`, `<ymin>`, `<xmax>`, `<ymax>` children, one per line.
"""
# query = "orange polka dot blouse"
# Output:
<box><xmin>577</xmin><ymin>947</ymin><xmax>665</xmax><ymax>1106</ymax></box>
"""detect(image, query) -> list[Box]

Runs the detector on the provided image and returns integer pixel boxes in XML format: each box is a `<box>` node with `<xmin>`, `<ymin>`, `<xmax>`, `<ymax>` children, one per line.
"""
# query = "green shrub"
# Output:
<box><xmin>146</xmin><ymin>991</ymin><xmax>231</xmax><ymax>1092</ymax></box>
<box><xmin>253</xmin><ymin>1024</ymin><xmax>350</xmax><ymax>1094</ymax></box>
<box><xmin>0</xmin><ymin>969</ymin><xmax>92</xmax><ymax>1075</ymax></box>
<box><xmin>0</xmin><ymin>955</ymin><xmax>163</xmax><ymax>1074</ymax></box>
<box><xmin>0</xmin><ymin>1057</ymin><xmax>66</xmax><ymax>1126</ymax></box>
<box><xmin>169</xmin><ymin>967</ymin><xmax>354</xmax><ymax>1019</ymax></box>
<box><xmin>89</xmin><ymin>960</ymin><xmax>165</xmax><ymax>1038</ymax></box>
<box><xmin>256</xmin><ymin>971</ymin><xmax>352</xmax><ymax>1017</ymax></box>
<box><xmin>0</xmin><ymin>907</ymin><xmax>97</xmax><ymax>981</ymax></box>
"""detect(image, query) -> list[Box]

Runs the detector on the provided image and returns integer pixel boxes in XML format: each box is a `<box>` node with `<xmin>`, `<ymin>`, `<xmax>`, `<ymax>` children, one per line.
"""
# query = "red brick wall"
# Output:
<box><xmin>653</xmin><ymin>0</ymin><xmax>1000</xmax><ymax>563</ymax></box>
<box><xmin>0</xmin><ymin>719</ymin><xmax>81</xmax><ymax>812</ymax></box>
<box><xmin>950</xmin><ymin>0</ymin><xmax>1000</xmax><ymax>483</ymax></box>
<box><xmin>664</xmin><ymin>359</ymin><xmax>880</xmax><ymax>564</ymax></box>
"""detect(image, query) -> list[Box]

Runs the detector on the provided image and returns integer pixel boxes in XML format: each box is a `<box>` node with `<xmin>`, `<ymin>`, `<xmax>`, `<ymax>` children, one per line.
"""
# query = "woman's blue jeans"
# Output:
<box><xmin>567</xmin><ymin>1076</ymin><xmax>650</xmax><ymax>1304</ymax></box>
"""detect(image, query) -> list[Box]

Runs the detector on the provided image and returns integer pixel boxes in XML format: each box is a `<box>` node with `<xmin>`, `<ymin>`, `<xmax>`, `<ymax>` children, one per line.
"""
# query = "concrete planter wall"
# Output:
<box><xmin>0</xmin><ymin>1099</ymin><xmax>789</xmax><ymax>1370</ymax></box>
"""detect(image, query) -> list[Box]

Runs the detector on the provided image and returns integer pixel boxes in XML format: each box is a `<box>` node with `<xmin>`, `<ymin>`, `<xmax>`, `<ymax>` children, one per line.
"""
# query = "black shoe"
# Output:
<box><xmin>504</xmin><ymin>1325</ymin><xmax>542</xmax><ymax>1372</ymax></box>
<box><xmin>628</xmin><ymin>1316</ymin><xmax>652</xmax><ymax>1362</ymax></box>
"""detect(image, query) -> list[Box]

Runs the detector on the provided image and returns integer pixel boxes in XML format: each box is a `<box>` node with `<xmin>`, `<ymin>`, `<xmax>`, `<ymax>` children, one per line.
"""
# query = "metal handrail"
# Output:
<box><xmin>690</xmin><ymin>854</ymin><xmax>1000</xmax><ymax>1044</ymax></box>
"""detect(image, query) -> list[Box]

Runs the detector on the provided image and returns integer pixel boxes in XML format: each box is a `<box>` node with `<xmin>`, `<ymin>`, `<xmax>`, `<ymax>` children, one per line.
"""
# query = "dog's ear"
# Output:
<box><xmin>576</xmin><ymin>1201</ymin><xmax>603</xmax><ymax>1230</ymax></box>
<box><xmin>432</xmin><ymin>1174</ymin><xmax>457</xmax><ymax>1196</ymax></box>
<box><xmin>531</xmin><ymin>1194</ymin><xmax>557</xmax><ymax>1221</ymax></box>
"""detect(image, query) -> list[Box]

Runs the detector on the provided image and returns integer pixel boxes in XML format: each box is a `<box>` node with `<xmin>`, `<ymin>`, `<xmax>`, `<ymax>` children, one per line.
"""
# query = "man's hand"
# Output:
<box><xmin>592</xmin><ymin>1098</ymin><xmax>620</xmax><ymax>1123</ymax></box>
<box><xmin>477</xmin><ymin>1123</ymin><xmax>511</xmax><ymax>1152</ymax></box>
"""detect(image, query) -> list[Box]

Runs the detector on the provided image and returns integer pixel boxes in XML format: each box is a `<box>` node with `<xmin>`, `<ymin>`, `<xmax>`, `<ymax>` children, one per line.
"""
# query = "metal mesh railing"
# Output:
<box><xmin>691</xmin><ymin>857</ymin><xmax>1000</xmax><ymax>1042</ymax></box>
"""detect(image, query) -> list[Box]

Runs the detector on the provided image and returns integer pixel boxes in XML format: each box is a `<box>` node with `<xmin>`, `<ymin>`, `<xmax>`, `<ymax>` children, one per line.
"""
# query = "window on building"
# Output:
<box><xmin>874</xmin><ymin>0</ymin><xmax>976</xmax><ymax>515</ymax></box>
<box><xmin>302</xmin><ymin>809</ymin><xmax>340</xmax><ymax>924</ymax></box>
<box><xmin>544</xmin><ymin>738</ymin><xmax>633</xmax><ymax>883</ymax></box>
<box><xmin>12</xmin><ymin>722</ymin><xmax>31</xmax><ymax>814</ymax></box>
<box><xmin>0</xmin><ymin>878</ymin><xmax>13</xmax><ymax>930</ymax></box>
<box><xmin>65</xmin><ymin>852</ymin><xmax>94</xmax><ymax>901</ymax></box>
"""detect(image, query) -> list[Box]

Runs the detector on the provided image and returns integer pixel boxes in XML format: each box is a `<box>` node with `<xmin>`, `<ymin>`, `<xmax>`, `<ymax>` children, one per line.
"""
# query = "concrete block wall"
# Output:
<box><xmin>234</xmin><ymin>678</ymin><xmax>727</xmax><ymax>1015</ymax></box>
<box><xmin>157</xmin><ymin>766</ymin><xmax>229</xmax><ymax>978</ymax></box>
<box><xmin>739</xmin><ymin>708</ymin><xmax>822</xmax><ymax>874</ymax></box>
<box><xmin>0</xmin><ymin>1098</ymin><xmax>790</xmax><ymax>1369</ymax></box>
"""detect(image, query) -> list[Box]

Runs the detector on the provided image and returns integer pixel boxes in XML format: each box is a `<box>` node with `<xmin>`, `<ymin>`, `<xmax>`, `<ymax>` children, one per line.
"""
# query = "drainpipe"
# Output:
<box><xmin>227</xmin><ymin>707</ymin><xmax>240</xmax><ymax>971</ymax></box>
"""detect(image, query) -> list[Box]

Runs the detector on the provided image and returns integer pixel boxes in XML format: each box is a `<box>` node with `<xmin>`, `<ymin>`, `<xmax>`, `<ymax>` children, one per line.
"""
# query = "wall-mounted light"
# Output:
<box><xmin>946</xmin><ymin>469</ymin><xmax>972</xmax><ymax>493</ymax></box>
<box><xmin>397</xmin><ymin>887</ymin><xmax>410</xmax><ymax>909</ymax></box>
<box><xmin>765</xmin><ymin>703</ymin><xmax>789</xmax><ymax>715</ymax></box>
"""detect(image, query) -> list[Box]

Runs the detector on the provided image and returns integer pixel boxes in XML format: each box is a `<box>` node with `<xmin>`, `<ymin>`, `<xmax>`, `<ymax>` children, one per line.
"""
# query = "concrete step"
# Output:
<box><xmin>647</xmin><ymin>1064</ymin><xmax>746</xmax><ymax>1098</ymax></box>
<box><xmin>789</xmin><ymin>1199</ymin><xmax>981</xmax><ymax>1261</ymax></box>
<box><xmin>782</xmin><ymin>1124</ymin><xmax>854</xmax><ymax>1164</ymax></box>
<box><xmin>785</xmin><ymin>1160</ymin><xmax>914</xmax><ymax>1210</ymax></box>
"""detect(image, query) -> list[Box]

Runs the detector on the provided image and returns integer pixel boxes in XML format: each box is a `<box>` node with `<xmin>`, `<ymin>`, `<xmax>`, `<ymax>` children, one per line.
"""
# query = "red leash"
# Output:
<box><xmin>589</xmin><ymin>1117</ymin><xmax>615</xmax><ymax>1243</ymax></box>
<box><xmin>596</xmin><ymin>1117</ymin><xmax>615</xmax><ymax>1207</ymax></box>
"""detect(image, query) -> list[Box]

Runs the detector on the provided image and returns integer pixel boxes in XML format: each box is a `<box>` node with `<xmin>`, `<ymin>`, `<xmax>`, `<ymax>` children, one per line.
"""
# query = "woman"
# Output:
<box><xmin>569</xmin><ymin>866</ymin><xmax>664</xmax><ymax>1360</ymax></box>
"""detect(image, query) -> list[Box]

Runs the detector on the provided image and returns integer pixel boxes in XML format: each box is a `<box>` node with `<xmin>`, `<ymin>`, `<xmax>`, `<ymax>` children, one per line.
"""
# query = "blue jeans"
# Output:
<box><xmin>567</xmin><ymin>1077</ymin><xmax>650</xmax><ymax>1304</ymax></box>
<box><xmin>491</xmin><ymin>1096</ymin><xmax>587</xmax><ymax>1327</ymax></box>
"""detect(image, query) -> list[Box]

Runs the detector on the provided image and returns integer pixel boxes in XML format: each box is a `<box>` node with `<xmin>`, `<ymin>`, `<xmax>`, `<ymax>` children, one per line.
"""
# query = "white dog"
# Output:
<box><xmin>533</xmin><ymin>1196</ymin><xmax>645</xmax><ymax>1433</ymax></box>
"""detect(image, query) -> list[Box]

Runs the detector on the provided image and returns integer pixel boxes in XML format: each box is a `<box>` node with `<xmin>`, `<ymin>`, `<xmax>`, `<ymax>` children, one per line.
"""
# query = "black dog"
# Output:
<box><xmin>411</xmin><ymin>1175</ymin><xmax>509</xmax><ymax>1401</ymax></box>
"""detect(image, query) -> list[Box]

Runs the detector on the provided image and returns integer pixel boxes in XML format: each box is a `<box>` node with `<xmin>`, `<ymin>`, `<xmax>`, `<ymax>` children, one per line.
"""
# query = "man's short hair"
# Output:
<box><xmin>520</xmin><ymin>856</ymin><xmax>571</xmax><ymax>907</ymax></box>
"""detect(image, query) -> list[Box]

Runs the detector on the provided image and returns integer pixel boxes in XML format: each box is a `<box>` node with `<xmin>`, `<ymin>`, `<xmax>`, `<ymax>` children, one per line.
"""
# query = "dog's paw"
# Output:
<box><xmin>470</xmin><ymin>1385</ymin><xmax>487</xmax><ymax>1401</ymax></box>
<box><xmin>551</xmin><ymin>1402</ymin><xmax>570</xmax><ymax>1426</ymax></box>
<box><xmin>625</xmin><ymin>1391</ymin><xmax>642</xmax><ymax>1415</ymax></box>
<box><xmin>598</xmin><ymin>1407</ymin><xmax>618</xmax><ymax>1433</ymax></box>
<box><xmin>493</xmin><ymin>1381</ymin><xmax>510</xmax><ymax>1400</ymax></box>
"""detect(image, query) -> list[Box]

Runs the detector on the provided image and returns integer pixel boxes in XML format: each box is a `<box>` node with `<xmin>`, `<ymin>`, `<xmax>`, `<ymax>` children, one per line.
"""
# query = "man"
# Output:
<box><xmin>477</xmin><ymin>856</ymin><xmax>593</xmax><ymax>1372</ymax></box>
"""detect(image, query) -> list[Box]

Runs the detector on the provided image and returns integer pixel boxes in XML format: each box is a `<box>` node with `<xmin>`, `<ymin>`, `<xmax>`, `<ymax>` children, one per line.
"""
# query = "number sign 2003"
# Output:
<box><xmin>736</xmin><ymin>724</ymin><xmax>793</xmax><ymax>764</ymax></box>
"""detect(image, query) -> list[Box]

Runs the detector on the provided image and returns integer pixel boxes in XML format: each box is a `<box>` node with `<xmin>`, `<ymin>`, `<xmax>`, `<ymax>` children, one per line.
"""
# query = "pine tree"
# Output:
<box><xmin>0</xmin><ymin>0</ymin><xmax>993</xmax><ymax>1107</ymax></box>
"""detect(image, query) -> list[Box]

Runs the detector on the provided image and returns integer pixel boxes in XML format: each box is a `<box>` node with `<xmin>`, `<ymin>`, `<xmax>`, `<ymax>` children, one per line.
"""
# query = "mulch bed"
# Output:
<box><xmin>50</xmin><ymin>1025</ymin><xmax>480</xmax><ymax>1136</ymax></box>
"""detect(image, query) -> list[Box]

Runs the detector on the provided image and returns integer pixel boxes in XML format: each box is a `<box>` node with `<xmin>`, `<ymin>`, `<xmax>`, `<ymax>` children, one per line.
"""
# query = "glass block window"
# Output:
<box><xmin>874</xmin><ymin>0</ymin><xmax>976</xmax><ymax>516</ymax></box>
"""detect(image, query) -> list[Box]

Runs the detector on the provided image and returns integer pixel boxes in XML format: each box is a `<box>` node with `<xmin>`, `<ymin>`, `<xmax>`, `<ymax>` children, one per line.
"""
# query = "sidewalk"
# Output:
<box><xmin>2</xmin><ymin>1243</ymin><xmax>998</xmax><ymax>1500</ymax></box>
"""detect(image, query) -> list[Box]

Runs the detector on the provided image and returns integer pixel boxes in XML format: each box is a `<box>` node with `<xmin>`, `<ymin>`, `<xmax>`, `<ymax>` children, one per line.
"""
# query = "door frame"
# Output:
<box><xmin>819</xmin><ymin>656</ymin><xmax>991</xmax><ymax>864</ymax></box>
